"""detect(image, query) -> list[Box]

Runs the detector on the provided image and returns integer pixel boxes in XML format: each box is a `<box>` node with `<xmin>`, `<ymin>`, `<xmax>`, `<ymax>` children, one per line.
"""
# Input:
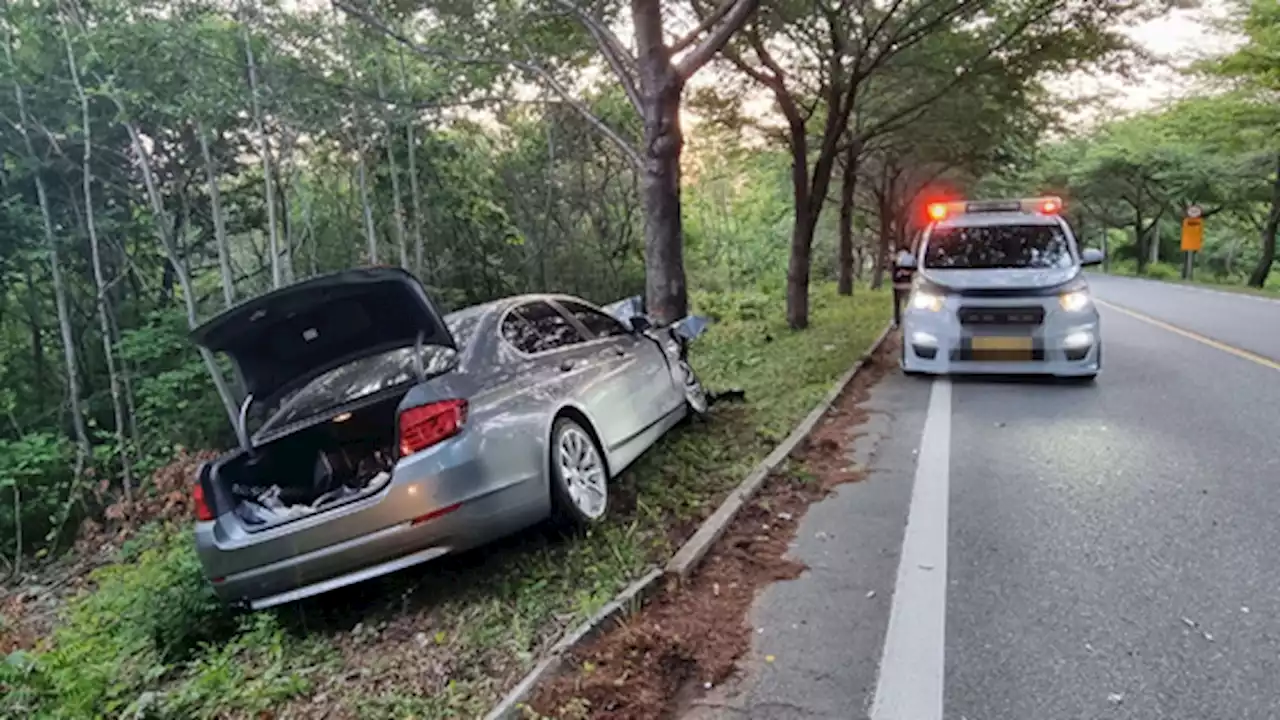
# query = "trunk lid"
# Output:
<box><xmin>192</xmin><ymin>267</ymin><xmax>455</xmax><ymax>407</ymax></box>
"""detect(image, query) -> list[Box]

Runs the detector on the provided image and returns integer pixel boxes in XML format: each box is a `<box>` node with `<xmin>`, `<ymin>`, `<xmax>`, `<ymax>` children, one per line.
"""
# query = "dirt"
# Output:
<box><xmin>0</xmin><ymin>449</ymin><xmax>219</xmax><ymax>655</ymax></box>
<box><xmin>526</xmin><ymin>334</ymin><xmax>896</xmax><ymax>720</ymax></box>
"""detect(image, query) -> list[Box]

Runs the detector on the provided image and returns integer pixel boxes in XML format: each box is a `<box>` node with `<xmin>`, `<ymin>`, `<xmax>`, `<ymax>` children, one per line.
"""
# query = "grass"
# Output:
<box><xmin>1102</xmin><ymin>260</ymin><xmax>1280</xmax><ymax>298</ymax></box>
<box><xmin>0</xmin><ymin>283</ymin><xmax>891</xmax><ymax>719</ymax></box>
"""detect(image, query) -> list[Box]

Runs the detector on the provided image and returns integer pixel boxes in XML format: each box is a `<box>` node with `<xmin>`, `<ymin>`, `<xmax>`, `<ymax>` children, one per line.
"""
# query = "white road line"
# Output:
<box><xmin>870</xmin><ymin>378</ymin><xmax>952</xmax><ymax>720</ymax></box>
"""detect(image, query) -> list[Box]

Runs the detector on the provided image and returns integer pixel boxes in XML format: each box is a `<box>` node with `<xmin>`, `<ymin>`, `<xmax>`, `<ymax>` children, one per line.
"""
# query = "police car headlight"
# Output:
<box><xmin>1058</xmin><ymin>290</ymin><xmax>1091</xmax><ymax>312</ymax></box>
<box><xmin>910</xmin><ymin>290</ymin><xmax>945</xmax><ymax>312</ymax></box>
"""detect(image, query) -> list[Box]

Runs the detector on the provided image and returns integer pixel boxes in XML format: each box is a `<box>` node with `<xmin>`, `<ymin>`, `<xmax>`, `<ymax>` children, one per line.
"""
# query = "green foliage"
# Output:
<box><xmin>115</xmin><ymin>311</ymin><xmax>232</xmax><ymax>472</ymax></box>
<box><xmin>0</xmin><ymin>524</ymin><xmax>330</xmax><ymax>719</ymax></box>
<box><xmin>0</xmin><ymin>432</ymin><xmax>74</xmax><ymax>557</ymax></box>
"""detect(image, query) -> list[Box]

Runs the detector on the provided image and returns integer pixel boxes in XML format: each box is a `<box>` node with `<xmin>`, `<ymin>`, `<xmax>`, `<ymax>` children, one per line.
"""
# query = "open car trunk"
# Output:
<box><xmin>206</xmin><ymin>392</ymin><xmax>402</xmax><ymax>531</ymax></box>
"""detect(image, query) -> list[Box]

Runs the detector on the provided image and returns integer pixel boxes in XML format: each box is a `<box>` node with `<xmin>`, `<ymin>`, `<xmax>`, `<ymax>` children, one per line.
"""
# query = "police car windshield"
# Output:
<box><xmin>925</xmin><ymin>223</ymin><xmax>1073</xmax><ymax>270</ymax></box>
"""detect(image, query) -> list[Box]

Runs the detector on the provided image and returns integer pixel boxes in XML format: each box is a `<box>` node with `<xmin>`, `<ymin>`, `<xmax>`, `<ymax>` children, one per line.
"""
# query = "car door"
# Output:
<box><xmin>552</xmin><ymin>298</ymin><xmax>679</xmax><ymax>449</ymax></box>
<box><xmin>498</xmin><ymin>300</ymin><xmax>628</xmax><ymax>446</ymax></box>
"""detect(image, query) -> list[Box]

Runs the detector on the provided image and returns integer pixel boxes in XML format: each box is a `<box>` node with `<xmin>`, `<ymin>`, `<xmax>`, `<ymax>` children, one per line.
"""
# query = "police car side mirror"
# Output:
<box><xmin>1080</xmin><ymin>248</ymin><xmax>1104</xmax><ymax>267</ymax></box>
<box><xmin>627</xmin><ymin>315</ymin><xmax>652</xmax><ymax>334</ymax></box>
<box><xmin>895</xmin><ymin>254</ymin><xmax>917</xmax><ymax>270</ymax></box>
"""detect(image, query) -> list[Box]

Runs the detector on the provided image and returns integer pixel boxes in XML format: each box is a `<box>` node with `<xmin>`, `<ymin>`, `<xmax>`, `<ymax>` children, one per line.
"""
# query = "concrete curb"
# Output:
<box><xmin>483</xmin><ymin>322</ymin><xmax>895</xmax><ymax>719</ymax></box>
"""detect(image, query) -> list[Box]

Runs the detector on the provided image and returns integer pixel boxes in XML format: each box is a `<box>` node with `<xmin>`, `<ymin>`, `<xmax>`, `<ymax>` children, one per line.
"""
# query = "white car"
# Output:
<box><xmin>898</xmin><ymin>197</ymin><xmax>1104</xmax><ymax>381</ymax></box>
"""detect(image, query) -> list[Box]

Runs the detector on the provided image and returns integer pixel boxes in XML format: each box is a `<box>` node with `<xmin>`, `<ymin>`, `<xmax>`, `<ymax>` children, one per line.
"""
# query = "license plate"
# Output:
<box><xmin>970</xmin><ymin>335</ymin><xmax>1034</xmax><ymax>360</ymax></box>
<box><xmin>971</xmin><ymin>336</ymin><xmax>1033</xmax><ymax>352</ymax></box>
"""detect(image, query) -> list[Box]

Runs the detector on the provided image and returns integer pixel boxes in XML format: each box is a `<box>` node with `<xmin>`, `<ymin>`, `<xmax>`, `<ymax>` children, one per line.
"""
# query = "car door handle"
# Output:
<box><xmin>560</xmin><ymin>359</ymin><xmax>575</xmax><ymax>372</ymax></box>
<box><xmin>612</xmin><ymin>347</ymin><xmax>626</xmax><ymax>357</ymax></box>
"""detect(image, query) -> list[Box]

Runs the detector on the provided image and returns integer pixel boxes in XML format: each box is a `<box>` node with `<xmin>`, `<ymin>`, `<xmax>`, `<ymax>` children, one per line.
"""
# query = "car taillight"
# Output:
<box><xmin>399</xmin><ymin>399</ymin><xmax>468</xmax><ymax>457</ymax></box>
<box><xmin>193</xmin><ymin>481</ymin><xmax>215</xmax><ymax>522</ymax></box>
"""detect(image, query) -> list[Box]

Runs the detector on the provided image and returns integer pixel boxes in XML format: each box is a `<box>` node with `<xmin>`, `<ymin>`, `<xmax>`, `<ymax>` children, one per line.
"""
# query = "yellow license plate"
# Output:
<box><xmin>971</xmin><ymin>336</ymin><xmax>1034</xmax><ymax>352</ymax></box>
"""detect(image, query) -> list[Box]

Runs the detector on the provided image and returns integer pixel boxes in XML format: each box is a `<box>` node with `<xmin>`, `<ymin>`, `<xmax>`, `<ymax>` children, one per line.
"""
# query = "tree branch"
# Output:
<box><xmin>671</xmin><ymin>0</ymin><xmax>734</xmax><ymax>54</ymax></box>
<box><xmin>334</xmin><ymin>0</ymin><xmax>643</xmax><ymax>170</ymax></box>
<box><xmin>676</xmin><ymin>0</ymin><xmax>760</xmax><ymax>79</ymax></box>
<box><xmin>548</xmin><ymin>0</ymin><xmax>643</xmax><ymax>115</ymax></box>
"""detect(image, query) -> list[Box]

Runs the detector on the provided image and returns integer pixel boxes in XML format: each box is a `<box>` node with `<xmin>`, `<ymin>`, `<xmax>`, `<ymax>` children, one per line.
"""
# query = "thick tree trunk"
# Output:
<box><xmin>65</xmin><ymin>26</ymin><xmax>133</xmax><ymax>503</ymax></box>
<box><xmin>837</xmin><ymin>140</ymin><xmax>861</xmax><ymax>296</ymax></box>
<box><xmin>1248</xmin><ymin>153</ymin><xmax>1280</xmax><ymax>289</ymax></box>
<box><xmin>634</xmin><ymin>4</ymin><xmax>687</xmax><ymax>324</ymax></box>
<box><xmin>197</xmin><ymin>121</ymin><xmax>235</xmax><ymax>308</ymax></box>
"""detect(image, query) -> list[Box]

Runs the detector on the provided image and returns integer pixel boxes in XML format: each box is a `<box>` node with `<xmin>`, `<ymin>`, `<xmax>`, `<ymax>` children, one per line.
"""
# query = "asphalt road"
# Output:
<box><xmin>684</xmin><ymin>275</ymin><xmax>1280</xmax><ymax>720</ymax></box>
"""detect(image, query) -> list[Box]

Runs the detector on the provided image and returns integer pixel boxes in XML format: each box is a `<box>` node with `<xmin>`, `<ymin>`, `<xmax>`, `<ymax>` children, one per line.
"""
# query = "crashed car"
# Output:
<box><xmin>190</xmin><ymin>268</ymin><xmax>708</xmax><ymax>609</ymax></box>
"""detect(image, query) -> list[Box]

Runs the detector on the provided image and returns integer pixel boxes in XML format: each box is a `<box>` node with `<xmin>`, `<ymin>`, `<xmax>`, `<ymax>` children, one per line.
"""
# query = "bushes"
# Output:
<box><xmin>0</xmin><ymin>433</ymin><xmax>74</xmax><ymax>560</ymax></box>
<box><xmin>1</xmin><ymin>523</ymin><xmax>331</xmax><ymax>719</ymax></box>
<box><xmin>115</xmin><ymin>310</ymin><xmax>234</xmax><ymax>475</ymax></box>
<box><xmin>1</xmin><ymin>526</ymin><xmax>231</xmax><ymax>717</ymax></box>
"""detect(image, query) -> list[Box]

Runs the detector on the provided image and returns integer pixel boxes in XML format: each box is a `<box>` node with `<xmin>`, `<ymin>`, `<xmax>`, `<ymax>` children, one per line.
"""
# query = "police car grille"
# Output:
<box><xmin>957</xmin><ymin>306</ymin><xmax>1045</xmax><ymax>326</ymax></box>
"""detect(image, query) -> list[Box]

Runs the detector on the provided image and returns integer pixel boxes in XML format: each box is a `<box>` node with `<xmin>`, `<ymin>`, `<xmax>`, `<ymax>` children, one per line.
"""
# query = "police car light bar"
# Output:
<box><xmin>926</xmin><ymin>196</ymin><xmax>1063</xmax><ymax>221</ymax></box>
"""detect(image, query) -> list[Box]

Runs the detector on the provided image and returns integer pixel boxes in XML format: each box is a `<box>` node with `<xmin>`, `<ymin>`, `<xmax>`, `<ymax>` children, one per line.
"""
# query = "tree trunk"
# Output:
<box><xmin>1247</xmin><ymin>153</ymin><xmax>1280</xmax><ymax>289</ymax></box>
<box><xmin>837</xmin><ymin>139</ymin><xmax>860</xmax><ymax>296</ymax></box>
<box><xmin>197</xmin><ymin>121</ymin><xmax>235</xmax><ymax>308</ymax></box>
<box><xmin>633</xmin><ymin>2</ymin><xmax>687</xmax><ymax>324</ymax></box>
<box><xmin>6</xmin><ymin>29</ymin><xmax>92</xmax><ymax>492</ymax></box>
<box><xmin>64</xmin><ymin>25</ymin><xmax>133</xmax><ymax>503</ymax></box>
<box><xmin>122</xmin><ymin>119</ymin><xmax>240</xmax><ymax>430</ymax></box>
<box><xmin>356</xmin><ymin>151</ymin><xmax>378</xmax><ymax>265</ymax></box>
<box><xmin>376</xmin><ymin>70</ymin><xmax>410</xmax><ymax>270</ymax></box>
<box><xmin>871</xmin><ymin>192</ymin><xmax>893</xmax><ymax>290</ymax></box>
<box><xmin>21</xmin><ymin>259</ymin><xmax>46</xmax><ymax>404</ymax></box>
<box><xmin>242</xmin><ymin>17</ymin><xmax>282</xmax><ymax>288</ymax></box>
<box><xmin>278</xmin><ymin>130</ymin><xmax>297</xmax><ymax>284</ymax></box>
<box><xmin>397</xmin><ymin>46</ymin><xmax>427</xmax><ymax>279</ymax></box>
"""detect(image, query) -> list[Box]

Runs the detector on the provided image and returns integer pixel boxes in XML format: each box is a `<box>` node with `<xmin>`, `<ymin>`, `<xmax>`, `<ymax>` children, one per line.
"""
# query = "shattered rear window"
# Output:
<box><xmin>257</xmin><ymin>311</ymin><xmax>479</xmax><ymax>433</ymax></box>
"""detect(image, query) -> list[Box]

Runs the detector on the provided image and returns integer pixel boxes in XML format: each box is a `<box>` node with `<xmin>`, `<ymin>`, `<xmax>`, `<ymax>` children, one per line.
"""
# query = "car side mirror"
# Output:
<box><xmin>1081</xmin><ymin>248</ymin><xmax>1105</xmax><ymax>267</ymax></box>
<box><xmin>895</xmin><ymin>254</ymin><xmax>917</xmax><ymax>270</ymax></box>
<box><xmin>628</xmin><ymin>315</ymin><xmax>652</xmax><ymax>334</ymax></box>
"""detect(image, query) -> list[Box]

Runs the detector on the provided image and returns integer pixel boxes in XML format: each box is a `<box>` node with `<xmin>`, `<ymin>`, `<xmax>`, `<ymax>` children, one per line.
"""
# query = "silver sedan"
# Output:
<box><xmin>189</xmin><ymin>268</ymin><xmax>704</xmax><ymax>609</ymax></box>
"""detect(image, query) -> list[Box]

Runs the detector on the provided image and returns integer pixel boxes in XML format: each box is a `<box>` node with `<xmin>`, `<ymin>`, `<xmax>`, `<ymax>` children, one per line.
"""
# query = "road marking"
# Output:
<box><xmin>870</xmin><ymin>378</ymin><xmax>952</xmax><ymax>720</ymax></box>
<box><xmin>1096</xmin><ymin>299</ymin><xmax>1280</xmax><ymax>372</ymax></box>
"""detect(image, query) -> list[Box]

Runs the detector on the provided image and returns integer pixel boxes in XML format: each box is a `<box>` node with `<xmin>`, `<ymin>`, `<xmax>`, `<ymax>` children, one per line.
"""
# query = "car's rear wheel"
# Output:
<box><xmin>549</xmin><ymin>418</ymin><xmax>609</xmax><ymax>529</ymax></box>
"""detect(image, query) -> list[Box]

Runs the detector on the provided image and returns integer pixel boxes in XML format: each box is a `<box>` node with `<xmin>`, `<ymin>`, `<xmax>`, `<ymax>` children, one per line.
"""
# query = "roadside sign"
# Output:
<box><xmin>1181</xmin><ymin>217</ymin><xmax>1204</xmax><ymax>252</ymax></box>
<box><xmin>1186</xmin><ymin>205</ymin><xmax>1203</xmax><ymax>219</ymax></box>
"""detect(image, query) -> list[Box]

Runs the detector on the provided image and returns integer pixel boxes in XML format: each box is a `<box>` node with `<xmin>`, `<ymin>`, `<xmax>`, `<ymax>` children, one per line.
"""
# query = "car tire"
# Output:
<box><xmin>549</xmin><ymin>417</ymin><xmax>609</xmax><ymax>531</ymax></box>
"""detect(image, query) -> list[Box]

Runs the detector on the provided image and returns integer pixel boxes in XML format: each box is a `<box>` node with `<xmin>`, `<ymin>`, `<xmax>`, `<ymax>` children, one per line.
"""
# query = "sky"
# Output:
<box><xmin>1049</xmin><ymin>1</ymin><xmax>1242</xmax><ymax>127</ymax></box>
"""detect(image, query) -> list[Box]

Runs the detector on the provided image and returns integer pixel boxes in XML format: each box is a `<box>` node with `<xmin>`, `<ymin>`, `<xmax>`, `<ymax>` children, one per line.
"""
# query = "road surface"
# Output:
<box><xmin>684</xmin><ymin>274</ymin><xmax>1280</xmax><ymax>720</ymax></box>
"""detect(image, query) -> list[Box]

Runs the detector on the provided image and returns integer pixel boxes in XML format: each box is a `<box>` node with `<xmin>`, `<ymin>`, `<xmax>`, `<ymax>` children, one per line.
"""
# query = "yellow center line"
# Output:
<box><xmin>1096</xmin><ymin>299</ymin><xmax>1280</xmax><ymax>373</ymax></box>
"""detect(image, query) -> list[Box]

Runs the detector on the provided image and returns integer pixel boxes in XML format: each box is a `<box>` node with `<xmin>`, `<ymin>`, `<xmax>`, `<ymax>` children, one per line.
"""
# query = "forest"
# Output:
<box><xmin>0</xmin><ymin>0</ymin><xmax>1274</xmax><ymax>716</ymax></box>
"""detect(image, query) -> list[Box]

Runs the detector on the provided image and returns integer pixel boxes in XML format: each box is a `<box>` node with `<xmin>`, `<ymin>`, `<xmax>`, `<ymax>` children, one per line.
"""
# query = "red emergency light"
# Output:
<box><xmin>924</xmin><ymin>196</ymin><xmax>1064</xmax><ymax>223</ymax></box>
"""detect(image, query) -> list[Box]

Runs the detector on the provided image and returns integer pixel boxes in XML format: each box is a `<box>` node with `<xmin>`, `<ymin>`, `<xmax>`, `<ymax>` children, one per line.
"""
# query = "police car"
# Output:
<box><xmin>897</xmin><ymin>196</ymin><xmax>1105</xmax><ymax>380</ymax></box>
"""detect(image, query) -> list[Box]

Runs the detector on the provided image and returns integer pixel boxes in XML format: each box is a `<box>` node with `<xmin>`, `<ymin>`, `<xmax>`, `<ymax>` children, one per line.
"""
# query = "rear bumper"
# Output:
<box><xmin>201</xmin><ymin>477</ymin><xmax>543</xmax><ymax>608</ymax></box>
<box><xmin>902</xmin><ymin>306</ymin><xmax>1101</xmax><ymax>377</ymax></box>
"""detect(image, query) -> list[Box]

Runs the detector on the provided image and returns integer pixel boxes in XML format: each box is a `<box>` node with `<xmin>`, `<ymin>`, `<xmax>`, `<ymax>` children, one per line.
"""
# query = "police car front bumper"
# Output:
<box><xmin>901</xmin><ymin>300</ymin><xmax>1100</xmax><ymax>377</ymax></box>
